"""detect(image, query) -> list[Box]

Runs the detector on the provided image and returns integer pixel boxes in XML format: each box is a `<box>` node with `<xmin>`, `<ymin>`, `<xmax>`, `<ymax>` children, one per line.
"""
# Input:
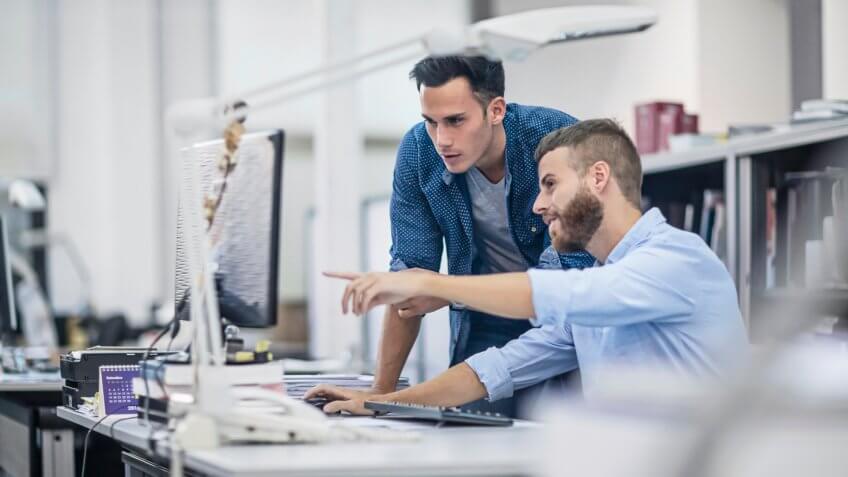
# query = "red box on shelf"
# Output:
<box><xmin>635</xmin><ymin>101</ymin><xmax>684</xmax><ymax>154</ymax></box>
<box><xmin>682</xmin><ymin>113</ymin><xmax>699</xmax><ymax>134</ymax></box>
<box><xmin>658</xmin><ymin>106</ymin><xmax>684</xmax><ymax>151</ymax></box>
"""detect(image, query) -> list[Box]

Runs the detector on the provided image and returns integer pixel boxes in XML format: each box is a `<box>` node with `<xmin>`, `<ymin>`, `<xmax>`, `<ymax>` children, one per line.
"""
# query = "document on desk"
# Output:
<box><xmin>284</xmin><ymin>375</ymin><xmax>410</xmax><ymax>399</ymax></box>
<box><xmin>0</xmin><ymin>371</ymin><xmax>61</xmax><ymax>383</ymax></box>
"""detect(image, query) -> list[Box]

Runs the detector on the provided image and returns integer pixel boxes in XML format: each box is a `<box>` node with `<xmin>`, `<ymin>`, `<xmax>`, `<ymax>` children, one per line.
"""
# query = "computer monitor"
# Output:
<box><xmin>0</xmin><ymin>215</ymin><xmax>18</xmax><ymax>337</ymax></box>
<box><xmin>174</xmin><ymin>130</ymin><xmax>284</xmax><ymax>328</ymax></box>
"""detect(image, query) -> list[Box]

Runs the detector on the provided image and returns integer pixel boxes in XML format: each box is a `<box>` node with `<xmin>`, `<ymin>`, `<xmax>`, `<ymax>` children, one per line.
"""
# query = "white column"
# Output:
<box><xmin>822</xmin><ymin>0</ymin><xmax>848</xmax><ymax>100</ymax></box>
<box><xmin>310</xmin><ymin>0</ymin><xmax>363</xmax><ymax>359</ymax></box>
<box><xmin>158</xmin><ymin>0</ymin><xmax>217</xmax><ymax>306</ymax></box>
<box><xmin>51</xmin><ymin>0</ymin><xmax>160</xmax><ymax>324</ymax></box>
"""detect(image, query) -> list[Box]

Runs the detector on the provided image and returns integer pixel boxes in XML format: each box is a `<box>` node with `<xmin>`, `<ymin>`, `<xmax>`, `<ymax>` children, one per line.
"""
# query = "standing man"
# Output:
<box><xmin>374</xmin><ymin>55</ymin><xmax>593</xmax><ymax>417</ymax></box>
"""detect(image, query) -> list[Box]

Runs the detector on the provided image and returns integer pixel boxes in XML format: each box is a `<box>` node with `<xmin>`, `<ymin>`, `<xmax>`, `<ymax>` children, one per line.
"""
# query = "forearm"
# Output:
<box><xmin>424</xmin><ymin>273</ymin><xmax>535</xmax><ymax>319</ymax></box>
<box><xmin>376</xmin><ymin>362</ymin><xmax>487</xmax><ymax>407</ymax></box>
<box><xmin>372</xmin><ymin>305</ymin><xmax>422</xmax><ymax>393</ymax></box>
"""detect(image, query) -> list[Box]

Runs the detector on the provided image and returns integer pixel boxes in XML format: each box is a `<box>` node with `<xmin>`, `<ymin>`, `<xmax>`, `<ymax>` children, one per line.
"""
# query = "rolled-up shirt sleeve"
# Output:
<box><xmin>389</xmin><ymin>257</ymin><xmax>409</xmax><ymax>272</ymax></box>
<box><xmin>465</xmin><ymin>324</ymin><xmax>579</xmax><ymax>402</ymax></box>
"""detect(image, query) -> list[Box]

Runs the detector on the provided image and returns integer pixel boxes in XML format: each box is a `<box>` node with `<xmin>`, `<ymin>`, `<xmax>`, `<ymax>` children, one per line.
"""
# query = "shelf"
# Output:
<box><xmin>642</xmin><ymin>146</ymin><xmax>728</xmax><ymax>174</ymax></box>
<box><xmin>641</xmin><ymin>118</ymin><xmax>848</xmax><ymax>175</ymax></box>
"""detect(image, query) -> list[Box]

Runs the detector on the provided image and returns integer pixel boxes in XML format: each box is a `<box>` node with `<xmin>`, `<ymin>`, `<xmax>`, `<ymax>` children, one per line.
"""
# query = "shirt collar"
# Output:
<box><xmin>604</xmin><ymin>207</ymin><xmax>666</xmax><ymax>264</ymax></box>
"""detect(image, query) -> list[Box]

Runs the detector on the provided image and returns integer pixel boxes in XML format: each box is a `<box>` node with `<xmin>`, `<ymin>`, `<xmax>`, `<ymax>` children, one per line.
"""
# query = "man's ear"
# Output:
<box><xmin>588</xmin><ymin>161</ymin><xmax>612</xmax><ymax>194</ymax></box>
<box><xmin>488</xmin><ymin>97</ymin><xmax>506</xmax><ymax>126</ymax></box>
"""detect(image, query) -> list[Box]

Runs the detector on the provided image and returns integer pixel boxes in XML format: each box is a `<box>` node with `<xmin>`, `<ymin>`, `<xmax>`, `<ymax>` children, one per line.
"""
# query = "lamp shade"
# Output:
<box><xmin>467</xmin><ymin>5</ymin><xmax>657</xmax><ymax>61</ymax></box>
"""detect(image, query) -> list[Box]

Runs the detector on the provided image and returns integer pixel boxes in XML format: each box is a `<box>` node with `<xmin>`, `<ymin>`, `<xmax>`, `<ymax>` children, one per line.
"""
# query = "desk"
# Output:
<box><xmin>0</xmin><ymin>372</ymin><xmax>74</xmax><ymax>477</ymax></box>
<box><xmin>58</xmin><ymin>406</ymin><xmax>543</xmax><ymax>476</ymax></box>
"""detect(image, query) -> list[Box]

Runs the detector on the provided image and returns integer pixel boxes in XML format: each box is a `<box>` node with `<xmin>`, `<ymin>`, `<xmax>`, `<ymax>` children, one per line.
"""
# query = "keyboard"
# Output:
<box><xmin>364</xmin><ymin>401</ymin><xmax>513</xmax><ymax>427</ymax></box>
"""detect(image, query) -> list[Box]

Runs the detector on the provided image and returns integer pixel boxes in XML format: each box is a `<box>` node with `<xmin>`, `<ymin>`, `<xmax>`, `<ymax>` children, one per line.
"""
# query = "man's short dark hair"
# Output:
<box><xmin>409</xmin><ymin>56</ymin><xmax>505</xmax><ymax>109</ymax></box>
<box><xmin>535</xmin><ymin>119</ymin><xmax>643</xmax><ymax>209</ymax></box>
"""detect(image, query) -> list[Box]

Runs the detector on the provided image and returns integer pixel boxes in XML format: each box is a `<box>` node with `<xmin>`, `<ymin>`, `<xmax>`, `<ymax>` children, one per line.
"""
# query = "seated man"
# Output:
<box><xmin>309</xmin><ymin>119</ymin><xmax>750</xmax><ymax>414</ymax></box>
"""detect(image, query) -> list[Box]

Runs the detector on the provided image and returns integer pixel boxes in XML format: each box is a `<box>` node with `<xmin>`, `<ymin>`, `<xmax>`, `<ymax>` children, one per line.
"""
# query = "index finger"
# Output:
<box><xmin>323</xmin><ymin>271</ymin><xmax>362</xmax><ymax>281</ymax></box>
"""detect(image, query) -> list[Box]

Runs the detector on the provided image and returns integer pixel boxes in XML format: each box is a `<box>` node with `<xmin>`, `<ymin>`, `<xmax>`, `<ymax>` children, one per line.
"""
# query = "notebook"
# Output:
<box><xmin>98</xmin><ymin>365</ymin><xmax>140</xmax><ymax>416</ymax></box>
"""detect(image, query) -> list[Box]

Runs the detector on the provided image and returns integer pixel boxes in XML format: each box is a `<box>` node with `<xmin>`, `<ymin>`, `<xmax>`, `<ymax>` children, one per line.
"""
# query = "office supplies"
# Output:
<box><xmin>98</xmin><ymin>365</ymin><xmax>140</xmax><ymax>416</ymax></box>
<box><xmin>284</xmin><ymin>374</ymin><xmax>410</xmax><ymax>399</ymax></box>
<box><xmin>364</xmin><ymin>401</ymin><xmax>513</xmax><ymax>427</ymax></box>
<box><xmin>60</xmin><ymin>347</ymin><xmax>176</xmax><ymax>409</ymax></box>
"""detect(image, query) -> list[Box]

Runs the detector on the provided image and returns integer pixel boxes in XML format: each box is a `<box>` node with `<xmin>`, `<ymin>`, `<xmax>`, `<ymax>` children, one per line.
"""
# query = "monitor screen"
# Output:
<box><xmin>174</xmin><ymin>130</ymin><xmax>283</xmax><ymax>328</ymax></box>
<box><xmin>0</xmin><ymin>215</ymin><xmax>18</xmax><ymax>335</ymax></box>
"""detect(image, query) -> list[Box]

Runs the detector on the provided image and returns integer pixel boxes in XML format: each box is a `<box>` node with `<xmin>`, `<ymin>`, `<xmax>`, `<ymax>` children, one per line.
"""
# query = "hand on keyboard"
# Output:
<box><xmin>303</xmin><ymin>384</ymin><xmax>379</xmax><ymax>416</ymax></box>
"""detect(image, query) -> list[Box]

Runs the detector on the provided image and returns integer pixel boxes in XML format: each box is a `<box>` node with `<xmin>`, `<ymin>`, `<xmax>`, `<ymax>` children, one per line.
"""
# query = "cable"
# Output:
<box><xmin>80</xmin><ymin>405</ymin><xmax>130</xmax><ymax>477</ymax></box>
<box><xmin>108</xmin><ymin>416</ymin><xmax>137</xmax><ymax>439</ymax></box>
<box><xmin>141</xmin><ymin>317</ymin><xmax>178</xmax><ymax>446</ymax></box>
<box><xmin>80</xmin><ymin>318</ymin><xmax>178</xmax><ymax>476</ymax></box>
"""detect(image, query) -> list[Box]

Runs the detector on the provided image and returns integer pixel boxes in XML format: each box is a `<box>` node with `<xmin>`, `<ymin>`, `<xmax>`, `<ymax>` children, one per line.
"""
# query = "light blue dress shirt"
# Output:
<box><xmin>465</xmin><ymin>208</ymin><xmax>750</xmax><ymax>401</ymax></box>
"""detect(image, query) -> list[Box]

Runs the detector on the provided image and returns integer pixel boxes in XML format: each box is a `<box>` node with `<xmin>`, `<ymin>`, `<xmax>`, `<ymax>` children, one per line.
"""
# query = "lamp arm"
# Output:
<box><xmin>164</xmin><ymin>27</ymin><xmax>475</xmax><ymax>135</ymax></box>
<box><xmin>240</xmin><ymin>35</ymin><xmax>425</xmax><ymax>101</ymax></box>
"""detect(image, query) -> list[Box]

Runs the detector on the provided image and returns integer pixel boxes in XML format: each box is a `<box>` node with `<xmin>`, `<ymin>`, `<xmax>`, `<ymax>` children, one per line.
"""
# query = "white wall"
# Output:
<box><xmin>50</xmin><ymin>0</ymin><xmax>161</xmax><ymax>323</ymax></box>
<box><xmin>216</xmin><ymin>0</ymin><xmax>468</xmax><ymax>138</ymax></box>
<box><xmin>823</xmin><ymin>0</ymin><xmax>848</xmax><ymax>100</ymax></box>
<box><xmin>0</xmin><ymin>0</ymin><xmax>54</xmax><ymax>179</ymax></box>
<box><xmin>278</xmin><ymin>140</ymin><xmax>397</xmax><ymax>302</ymax></box>
<box><xmin>495</xmin><ymin>0</ymin><xmax>791</xmax><ymax>134</ymax></box>
<box><xmin>158</xmin><ymin>0</ymin><xmax>218</xmax><ymax>307</ymax></box>
<box><xmin>695</xmin><ymin>0</ymin><xmax>791</xmax><ymax>131</ymax></box>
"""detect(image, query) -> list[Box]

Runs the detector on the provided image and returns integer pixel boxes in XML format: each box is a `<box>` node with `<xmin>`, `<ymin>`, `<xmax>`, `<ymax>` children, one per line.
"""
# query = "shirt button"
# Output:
<box><xmin>530</xmin><ymin>226</ymin><xmax>537</xmax><ymax>233</ymax></box>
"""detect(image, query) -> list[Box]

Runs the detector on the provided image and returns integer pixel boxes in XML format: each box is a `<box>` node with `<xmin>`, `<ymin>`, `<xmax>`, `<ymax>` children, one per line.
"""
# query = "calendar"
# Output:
<box><xmin>98</xmin><ymin>365</ymin><xmax>140</xmax><ymax>416</ymax></box>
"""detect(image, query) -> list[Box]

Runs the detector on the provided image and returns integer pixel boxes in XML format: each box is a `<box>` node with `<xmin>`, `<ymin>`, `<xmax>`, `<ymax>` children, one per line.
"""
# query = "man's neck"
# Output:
<box><xmin>474</xmin><ymin>124</ymin><xmax>507</xmax><ymax>183</ymax></box>
<box><xmin>586</xmin><ymin>204</ymin><xmax>642</xmax><ymax>264</ymax></box>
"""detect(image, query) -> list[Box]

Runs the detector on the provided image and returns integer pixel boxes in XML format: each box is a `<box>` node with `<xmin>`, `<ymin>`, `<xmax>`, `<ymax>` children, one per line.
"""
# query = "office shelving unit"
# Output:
<box><xmin>641</xmin><ymin>118</ymin><xmax>848</xmax><ymax>338</ymax></box>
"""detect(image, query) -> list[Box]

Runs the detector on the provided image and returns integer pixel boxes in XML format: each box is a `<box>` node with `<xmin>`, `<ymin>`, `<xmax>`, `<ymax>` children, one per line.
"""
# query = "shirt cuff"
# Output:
<box><xmin>526</xmin><ymin>268</ymin><xmax>571</xmax><ymax>327</ymax></box>
<box><xmin>465</xmin><ymin>347</ymin><xmax>515</xmax><ymax>402</ymax></box>
<box><xmin>389</xmin><ymin>258</ymin><xmax>409</xmax><ymax>272</ymax></box>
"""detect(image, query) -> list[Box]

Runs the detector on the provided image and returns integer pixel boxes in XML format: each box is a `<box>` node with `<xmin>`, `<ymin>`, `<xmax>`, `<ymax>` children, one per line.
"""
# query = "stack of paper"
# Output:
<box><xmin>284</xmin><ymin>374</ymin><xmax>410</xmax><ymax>399</ymax></box>
<box><xmin>792</xmin><ymin>99</ymin><xmax>848</xmax><ymax>122</ymax></box>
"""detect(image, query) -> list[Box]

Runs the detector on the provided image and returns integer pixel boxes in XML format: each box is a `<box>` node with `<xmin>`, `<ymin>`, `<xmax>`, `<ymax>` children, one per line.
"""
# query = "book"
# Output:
<box><xmin>666</xmin><ymin>202</ymin><xmax>687</xmax><ymax>230</ymax></box>
<box><xmin>683</xmin><ymin>204</ymin><xmax>695</xmax><ymax>232</ymax></box>
<box><xmin>682</xmin><ymin>113</ymin><xmax>699</xmax><ymax>134</ymax></box>
<box><xmin>98</xmin><ymin>365</ymin><xmax>140</xmax><ymax>416</ymax></box>
<box><xmin>699</xmin><ymin>190</ymin><xmax>724</xmax><ymax>245</ymax></box>
<box><xmin>658</xmin><ymin>106</ymin><xmax>684</xmax><ymax>151</ymax></box>
<box><xmin>711</xmin><ymin>203</ymin><xmax>727</xmax><ymax>267</ymax></box>
<box><xmin>791</xmin><ymin>109</ymin><xmax>847</xmax><ymax>122</ymax></box>
<box><xmin>800</xmin><ymin>99</ymin><xmax>848</xmax><ymax>114</ymax></box>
